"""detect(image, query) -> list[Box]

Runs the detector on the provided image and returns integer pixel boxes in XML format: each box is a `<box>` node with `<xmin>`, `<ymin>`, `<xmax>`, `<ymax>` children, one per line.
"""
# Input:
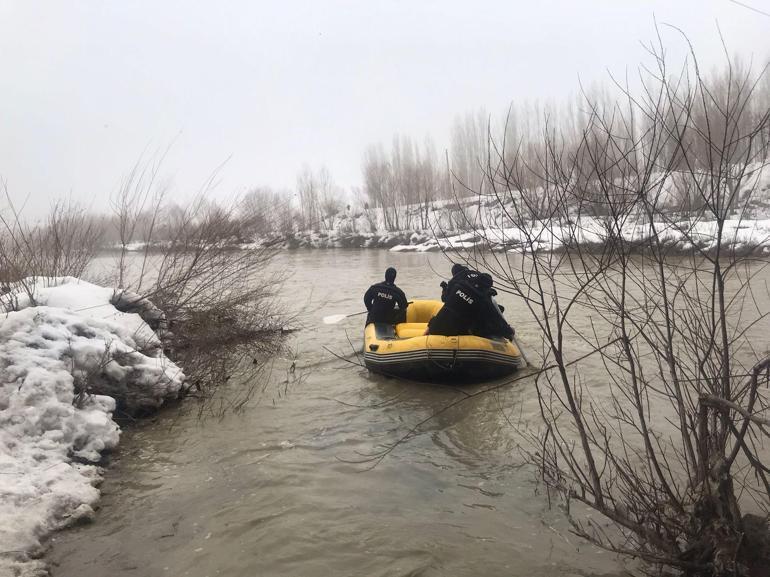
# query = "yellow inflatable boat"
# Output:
<box><xmin>363</xmin><ymin>300</ymin><xmax>526</xmax><ymax>382</ymax></box>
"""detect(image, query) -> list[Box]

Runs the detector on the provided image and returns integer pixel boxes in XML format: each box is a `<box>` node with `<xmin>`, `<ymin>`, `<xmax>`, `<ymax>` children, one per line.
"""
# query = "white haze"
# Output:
<box><xmin>0</xmin><ymin>0</ymin><xmax>767</xmax><ymax>218</ymax></box>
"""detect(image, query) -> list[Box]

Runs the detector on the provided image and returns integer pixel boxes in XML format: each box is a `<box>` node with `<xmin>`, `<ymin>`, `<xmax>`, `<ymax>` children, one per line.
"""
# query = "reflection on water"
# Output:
<box><xmin>51</xmin><ymin>250</ymin><xmax>623</xmax><ymax>577</ymax></box>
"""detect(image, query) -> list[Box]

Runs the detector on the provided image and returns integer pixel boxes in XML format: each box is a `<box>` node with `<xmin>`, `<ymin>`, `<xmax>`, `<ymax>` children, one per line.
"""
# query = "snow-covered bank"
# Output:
<box><xmin>0</xmin><ymin>278</ymin><xmax>185</xmax><ymax>577</ymax></box>
<box><xmin>244</xmin><ymin>229</ymin><xmax>433</xmax><ymax>250</ymax></box>
<box><xmin>390</xmin><ymin>217</ymin><xmax>770</xmax><ymax>254</ymax></box>
<box><xmin>240</xmin><ymin>216</ymin><xmax>770</xmax><ymax>255</ymax></box>
<box><xmin>248</xmin><ymin>163</ymin><xmax>770</xmax><ymax>253</ymax></box>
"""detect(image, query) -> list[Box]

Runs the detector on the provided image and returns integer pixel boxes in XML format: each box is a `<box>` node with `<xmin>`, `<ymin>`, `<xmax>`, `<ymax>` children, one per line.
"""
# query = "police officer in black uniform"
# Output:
<box><xmin>427</xmin><ymin>273</ymin><xmax>484</xmax><ymax>336</ymax></box>
<box><xmin>430</xmin><ymin>269</ymin><xmax>514</xmax><ymax>339</ymax></box>
<box><xmin>440</xmin><ymin>263</ymin><xmax>481</xmax><ymax>302</ymax></box>
<box><xmin>363</xmin><ymin>267</ymin><xmax>408</xmax><ymax>325</ymax></box>
<box><xmin>471</xmin><ymin>273</ymin><xmax>514</xmax><ymax>340</ymax></box>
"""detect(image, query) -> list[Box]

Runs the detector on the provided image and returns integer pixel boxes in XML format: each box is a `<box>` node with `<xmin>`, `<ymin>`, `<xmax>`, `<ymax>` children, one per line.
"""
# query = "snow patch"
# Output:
<box><xmin>0</xmin><ymin>277</ymin><xmax>185</xmax><ymax>576</ymax></box>
<box><xmin>391</xmin><ymin>217</ymin><xmax>770</xmax><ymax>254</ymax></box>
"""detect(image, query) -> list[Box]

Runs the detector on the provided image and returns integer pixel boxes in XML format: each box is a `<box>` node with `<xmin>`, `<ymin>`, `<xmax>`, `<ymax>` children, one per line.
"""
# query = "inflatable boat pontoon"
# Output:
<box><xmin>363</xmin><ymin>300</ymin><xmax>525</xmax><ymax>382</ymax></box>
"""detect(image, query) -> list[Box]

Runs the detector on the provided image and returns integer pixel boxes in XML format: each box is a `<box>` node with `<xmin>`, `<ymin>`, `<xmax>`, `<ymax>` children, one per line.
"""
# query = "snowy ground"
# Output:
<box><xmin>390</xmin><ymin>217</ymin><xmax>770</xmax><ymax>254</ymax></box>
<box><xmin>243</xmin><ymin>214</ymin><xmax>770</xmax><ymax>254</ymax></box>
<box><xmin>0</xmin><ymin>277</ymin><xmax>185</xmax><ymax>577</ymax></box>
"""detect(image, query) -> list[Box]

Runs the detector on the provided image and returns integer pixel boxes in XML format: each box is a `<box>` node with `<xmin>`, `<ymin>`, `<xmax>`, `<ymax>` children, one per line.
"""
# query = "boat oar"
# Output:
<box><xmin>323</xmin><ymin>311</ymin><xmax>368</xmax><ymax>325</ymax></box>
<box><xmin>511</xmin><ymin>334</ymin><xmax>529</xmax><ymax>367</ymax></box>
<box><xmin>323</xmin><ymin>302</ymin><xmax>413</xmax><ymax>325</ymax></box>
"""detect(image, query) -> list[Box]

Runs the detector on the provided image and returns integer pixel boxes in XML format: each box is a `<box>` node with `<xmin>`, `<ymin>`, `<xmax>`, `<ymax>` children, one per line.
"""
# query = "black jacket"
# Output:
<box><xmin>429</xmin><ymin>279</ymin><xmax>484</xmax><ymax>336</ymax></box>
<box><xmin>440</xmin><ymin>268</ymin><xmax>481</xmax><ymax>302</ymax></box>
<box><xmin>472</xmin><ymin>296</ymin><xmax>514</xmax><ymax>340</ymax></box>
<box><xmin>431</xmin><ymin>279</ymin><xmax>514</xmax><ymax>340</ymax></box>
<box><xmin>363</xmin><ymin>281</ymin><xmax>408</xmax><ymax>324</ymax></box>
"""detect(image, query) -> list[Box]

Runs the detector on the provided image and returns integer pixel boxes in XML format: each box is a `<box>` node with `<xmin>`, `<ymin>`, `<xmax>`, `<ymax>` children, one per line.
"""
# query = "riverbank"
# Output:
<box><xmin>250</xmin><ymin>163</ymin><xmax>770</xmax><ymax>253</ymax></box>
<box><xmin>232</xmin><ymin>215</ymin><xmax>770</xmax><ymax>256</ymax></box>
<box><xmin>0</xmin><ymin>277</ymin><xmax>185</xmax><ymax>577</ymax></box>
<box><xmin>389</xmin><ymin>216</ymin><xmax>770</xmax><ymax>254</ymax></box>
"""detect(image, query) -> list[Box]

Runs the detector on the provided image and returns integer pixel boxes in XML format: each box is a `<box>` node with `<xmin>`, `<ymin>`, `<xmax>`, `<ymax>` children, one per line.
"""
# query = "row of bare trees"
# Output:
<box><xmin>295</xmin><ymin>165</ymin><xmax>344</xmax><ymax>231</ymax></box>
<box><xmin>362</xmin><ymin>135</ymin><xmax>450</xmax><ymax>230</ymax></box>
<box><xmin>362</xmin><ymin>58</ymin><xmax>770</xmax><ymax>231</ymax></box>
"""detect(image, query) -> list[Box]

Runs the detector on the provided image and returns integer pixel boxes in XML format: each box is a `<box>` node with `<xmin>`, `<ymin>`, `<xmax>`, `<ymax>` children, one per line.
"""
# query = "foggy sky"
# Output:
<box><xmin>1</xmin><ymin>0</ymin><xmax>768</xmax><ymax>217</ymax></box>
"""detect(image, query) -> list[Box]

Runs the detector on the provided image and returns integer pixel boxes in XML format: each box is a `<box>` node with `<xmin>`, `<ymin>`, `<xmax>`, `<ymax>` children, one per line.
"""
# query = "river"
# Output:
<box><xmin>48</xmin><ymin>250</ymin><xmax>634</xmax><ymax>577</ymax></box>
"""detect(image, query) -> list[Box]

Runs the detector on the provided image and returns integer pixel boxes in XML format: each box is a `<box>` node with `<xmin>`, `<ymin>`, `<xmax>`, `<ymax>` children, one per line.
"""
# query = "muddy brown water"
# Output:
<box><xmin>48</xmin><ymin>249</ymin><xmax>722</xmax><ymax>577</ymax></box>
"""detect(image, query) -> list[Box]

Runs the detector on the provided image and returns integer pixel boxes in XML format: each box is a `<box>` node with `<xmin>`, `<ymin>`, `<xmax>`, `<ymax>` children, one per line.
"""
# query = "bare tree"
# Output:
<box><xmin>457</xmin><ymin>40</ymin><xmax>770</xmax><ymax>576</ymax></box>
<box><xmin>0</xmin><ymin>187</ymin><xmax>103</xmax><ymax>302</ymax></box>
<box><xmin>416</xmin><ymin>136</ymin><xmax>444</xmax><ymax>228</ymax></box>
<box><xmin>295</xmin><ymin>164</ymin><xmax>345</xmax><ymax>232</ymax></box>
<box><xmin>111</xmin><ymin>155</ymin><xmax>168</xmax><ymax>289</ymax></box>
<box><xmin>450</xmin><ymin>108</ymin><xmax>489</xmax><ymax>193</ymax></box>
<box><xmin>240</xmin><ymin>186</ymin><xmax>295</xmax><ymax>236</ymax></box>
<box><xmin>362</xmin><ymin>135</ymin><xmax>449</xmax><ymax>232</ymax></box>
<box><xmin>107</xmin><ymin>162</ymin><xmax>289</xmax><ymax>411</ymax></box>
<box><xmin>296</xmin><ymin>163</ymin><xmax>320</xmax><ymax>230</ymax></box>
<box><xmin>317</xmin><ymin>166</ymin><xmax>342</xmax><ymax>231</ymax></box>
<box><xmin>362</xmin><ymin>143</ymin><xmax>397</xmax><ymax>231</ymax></box>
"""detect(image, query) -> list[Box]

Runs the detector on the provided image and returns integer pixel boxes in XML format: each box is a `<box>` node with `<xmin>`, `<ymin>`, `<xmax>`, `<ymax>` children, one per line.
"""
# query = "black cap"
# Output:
<box><xmin>478</xmin><ymin>273</ymin><xmax>493</xmax><ymax>289</ymax></box>
<box><xmin>451</xmin><ymin>263</ymin><xmax>467</xmax><ymax>276</ymax></box>
<box><xmin>385</xmin><ymin>267</ymin><xmax>397</xmax><ymax>283</ymax></box>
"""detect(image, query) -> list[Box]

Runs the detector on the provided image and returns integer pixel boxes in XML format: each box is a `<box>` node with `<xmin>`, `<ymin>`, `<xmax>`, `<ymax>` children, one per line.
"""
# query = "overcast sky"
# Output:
<box><xmin>0</xmin><ymin>0</ymin><xmax>768</xmax><ymax>217</ymax></box>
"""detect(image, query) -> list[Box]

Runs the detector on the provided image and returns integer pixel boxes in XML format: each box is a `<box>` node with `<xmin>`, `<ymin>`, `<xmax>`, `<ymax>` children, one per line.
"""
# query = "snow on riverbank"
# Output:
<box><xmin>390</xmin><ymin>217</ymin><xmax>770</xmax><ymax>254</ymax></box>
<box><xmin>0</xmin><ymin>277</ymin><xmax>185</xmax><ymax>577</ymax></box>
<box><xmin>249</xmin><ymin>162</ymin><xmax>770</xmax><ymax>253</ymax></box>
<box><xmin>242</xmin><ymin>213</ymin><xmax>770</xmax><ymax>254</ymax></box>
<box><xmin>246</xmin><ymin>206</ymin><xmax>770</xmax><ymax>254</ymax></box>
<box><xmin>244</xmin><ymin>229</ymin><xmax>433</xmax><ymax>250</ymax></box>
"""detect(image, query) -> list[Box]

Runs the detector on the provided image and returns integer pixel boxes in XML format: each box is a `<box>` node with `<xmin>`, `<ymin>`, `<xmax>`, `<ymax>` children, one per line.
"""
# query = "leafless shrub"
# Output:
<box><xmin>111</xmin><ymin>154</ymin><xmax>167</xmax><ymax>289</ymax></box>
<box><xmin>447</xmin><ymin>37</ymin><xmax>770</xmax><ymax>576</ymax></box>
<box><xmin>111</xmin><ymin>174</ymin><xmax>289</xmax><ymax>413</ymax></box>
<box><xmin>0</xmin><ymin>185</ymin><xmax>103</xmax><ymax>302</ymax></box>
